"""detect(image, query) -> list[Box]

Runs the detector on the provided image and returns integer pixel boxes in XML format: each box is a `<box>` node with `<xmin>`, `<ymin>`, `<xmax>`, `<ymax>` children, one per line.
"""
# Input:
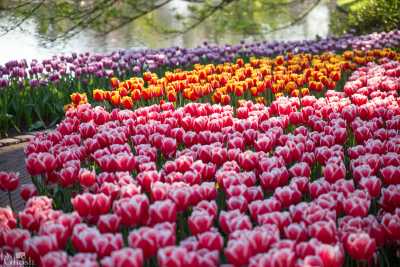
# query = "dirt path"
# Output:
<box><xmin>0</xmin><ymin>143</ymin><xmax>31</xmax><ymax>211</ymax></box>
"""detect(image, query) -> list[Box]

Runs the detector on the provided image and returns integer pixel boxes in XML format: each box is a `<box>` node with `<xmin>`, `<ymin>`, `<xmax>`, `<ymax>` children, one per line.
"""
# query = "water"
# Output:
<box><xmin>0</xmin><ymin>0</ymin><xmax>333</xmax><ymax>64</ymax></box>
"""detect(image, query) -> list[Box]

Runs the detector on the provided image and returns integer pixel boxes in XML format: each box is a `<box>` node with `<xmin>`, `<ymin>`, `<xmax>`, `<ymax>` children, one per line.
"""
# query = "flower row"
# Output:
<box><xmin>70</xmin><ymin>48</ymin><xmax>399</xmax><ymax>111</ymax></box>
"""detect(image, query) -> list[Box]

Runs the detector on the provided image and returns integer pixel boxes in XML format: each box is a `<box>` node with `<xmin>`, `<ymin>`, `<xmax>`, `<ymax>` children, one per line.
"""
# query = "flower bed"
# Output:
<box><xmin>0</xmin><ymin>58</ymin><xmax>399</xmax><ymax>266</ymax></box>
<box><xmin>0</xmin><ymin>30</ymin><xmax>399</xmax><ymax>136</ymax></box>
<box><xmin>80</xmin><ymin>49</ymin><xmax>398</xmax><ymax>111</ymax></box>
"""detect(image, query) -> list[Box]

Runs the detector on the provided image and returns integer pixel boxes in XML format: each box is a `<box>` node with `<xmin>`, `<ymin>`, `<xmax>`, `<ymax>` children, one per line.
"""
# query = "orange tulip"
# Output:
<box><xmin>70</xmin><ymin>93</ymin><xmax>87</xmax><ymax>105</ymax></box>
<box><xmin>131</xmin><ymin>89</ymin><xmax>141</xmax><ymax>101</ymax></box>
<box><xmin>119</xmin><ymin>87</ymin><xmax>129</xmax><ymax>97</ymax></box>
<box><xmin>110</xmin><ymin>77</ymin><xmax>119</xmax><ymax>89</ymax></box>
<box><xmin>93</xmin><ymin>89</ymin><xmax>104</xmax><ymax>102</ymax></box>
<box><xmin>143</xmin><ymin>72</ymin><xmax>153</xmax><ymax>82</ymax></box>
<box><xmin>111</xmin><ymin>92</ymin><xmax>121</xmax><ymax>106</ymax></box>
<box><xmin>121</xmin><ymin>96</ymin><xmax>133</xmax><ymax>109</ymax></box>
<box><xmin>250</xmin><ymin>86</ymin><xmax>258</xmax><ymax>96</ymax></box>
<box><xmin>236</xmin><ymin>58</ymin><xmax>244</xmax><ymax>67</ymax></box>
<box><xmin>301</xmin><ymin>88</ymin><xmax>310</xmax><ymax>96</ymax></box>
<box><xmin>290</xmin><ymin>89</ymin><xmax>300</xmax><ymax>97</ymax></box>
<box><xmin>275</xmin><ymin>56</ymin><xmax>284</xmax><ymax>65</ymax></box>
<box><xmin>167</xmin><ymin>91</ymin><xmax>177</xmax><ymax>102</ymax></box>
<box><xmin>220</xmin><ymin>94</ymin><xmax>231</xmax><ymax>105</ymax></box>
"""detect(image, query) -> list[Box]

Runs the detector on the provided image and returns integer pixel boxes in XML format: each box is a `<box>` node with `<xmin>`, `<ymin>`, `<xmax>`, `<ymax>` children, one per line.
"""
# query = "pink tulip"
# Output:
<box><xmin>0</xmin><ymin>172</ymin><xmax>19</xmax><ymax>191</ymax></box>
<box><xmin>113</xmin><ymin>195</ymin><xmax>149</xmax><ymax>227</ymax></box>
<box><xmin>101</xmin><ymin>247</ymin><xmax>143</xmax><ymax>267</ymax></box>
<box><xmin>345</xmin><ymin>232</ymin><xmax>376</xmax><ymax>260</ymax></box>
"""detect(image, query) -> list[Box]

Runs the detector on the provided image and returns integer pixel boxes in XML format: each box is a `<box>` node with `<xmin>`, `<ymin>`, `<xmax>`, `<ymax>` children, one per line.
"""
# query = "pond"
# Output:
<box><xmin>0</xmin><ymin>0</ymin><xmax>335</xmax><ymax>64</ymax></box>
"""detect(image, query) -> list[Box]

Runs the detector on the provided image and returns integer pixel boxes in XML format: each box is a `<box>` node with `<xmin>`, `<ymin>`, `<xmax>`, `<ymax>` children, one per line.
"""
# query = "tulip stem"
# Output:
<box><xmin>7</xmin><ymin>191</ymin><xmax>14</xmax><ymax>212</ymax></box>
<box><xmin>379</xmin><ymin>248</ymin><xmax>390</xmax><ymax>267</ymax></box>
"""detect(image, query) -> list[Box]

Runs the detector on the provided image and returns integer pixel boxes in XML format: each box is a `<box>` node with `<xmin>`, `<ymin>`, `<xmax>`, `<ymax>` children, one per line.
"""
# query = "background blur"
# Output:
<box><xmin>0</xmin><ymin>0</ymin><xmax>398</xmax><ymax>63</ymax></box>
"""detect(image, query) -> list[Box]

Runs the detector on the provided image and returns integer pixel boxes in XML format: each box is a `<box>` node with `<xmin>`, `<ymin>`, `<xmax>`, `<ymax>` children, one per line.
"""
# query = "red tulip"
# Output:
<box><xmin>149</xmin><ymin>200</ymin><xmax>177</xmax><ymax>225</ymax></box>
<box><xmin>0</xmin><ymin>172</ymin><xmax>19</xmax><ymax>191</ymax></box>
<box><xmin>72</xmin><ymin>193</ymin><xmax>111</xmax><ymax>218</ymax></box>
<box><xmin>39</xmin><ymin>221</ymin><xmax>69</xmax><ymax>248</ymax></box>
<box><xmin>168</xmin><ymin>187</ymin><xmax>193</xmax><ymax>212</ymax></box>
<box><xmin>94</xmin><ymin>233</ymin><xmax>124</xmax><ymax>258</ymax></box>
<box><xmin>20</xmin><ymin>184</ymin><xmax>37</xmax><ymax>201</ymax></box>
<box><xmin>197</xmin><ymin>230</ymin><xmax>224</xmax><ymax>251</ymax></box>
<box><xmin>309</xmin><ymin>179</ymin><xmax>331</xmax><ymax>199</ymax></box>
<box><xmin>101</xmin><ymin>248</ymin><xmax>144</xmax><ymax>267</ymax></box>
<box><xmin>381</xmin><ymin>212</ymin><xmax>400</xmax><ymax>240</ymax></box>
<box><xmin>226</xmin><ymin>196</ymin><xmax>248</xmax><ymax>213</ymax></box>
<box><xmin>158</xmin><ymin>246</ymin><xmax>187</xmax><ymax>267</ymax></box>
<box><xmin>2</xmin><ymin>228</ymin><xmax>30</xmax><ymax>250</ymax></box>
<box><xmin>225</xmin><ymin>239</ymin><xmax>251</xmax><ymax>267</ymax></box>
<box><xmin>284</xmin><ymin>223</ymin><xmax>308</xmax><ymax>242</ymax></box>
<box><xmin>289</xmin><ymin>162</ymin><xmax>311</xmax><ymax>178</ymax></box>
<box><xmin>345</xmin><ymin>232</ymin><xmax>376</xmax><ymax>260</ymax></box>
<box><xmin>188</xmin><ymin>210</ymin><xmax>214</xmax><ymax>235</ymax></box>
<box><xmin>23</xmin><ymin>235</ymin><xmax>58</xmax><ymax>264</ymax></box>
<box><xmin>137</xmin><ymin>171</ymin><xmax>160</xmax><ymax>192</ymax></box>
<box><xmin>317</xmin><ymin>243</ymin><xmax>344</xmax><ymax>267</ymax></box>
<box><xmin>308</xmin><ymin>220</ymin><xmax>337</xmax><ymax>244</ymax></box>
<box><xmin>97</xmin><ymin>214</ymin><xmax>121</xmax><ymax>233</ymax></box>
<box><xmin>79</xmin><ymin>168</ymin><xmax>96</xmax><ymax>187</ymax></box>
<box><xmin>323</xmin><ymin>163</ymin><xmax>346</xmax><ymax>183</ymax></box>
<box><xmin>227</xmin><ymin>136</ymin><xmax>245</xmax><ymax>151</ymax></box>
<box><xmin>41</xmin><ymin>251</ymin><xmax>68</xmax><ymax>267</ymax></box>
<box><xmin>58</xmin><ymin>166</ymin><xmax>79</xmax><ymax>187</ymax></box>
<box><xmin>259</xmin><ymin>167</ymin><xmax>289</xmax><ymax>191</ymax></box>
<box><xmin>274</xmin><ymin>186</ymin><xmax>302</xmax><ymax>208</ymax></box>
<box><xmin>254</xmin><ymin>136</ymin><xmax>273</xmax><ymax>152</ymax></box>
<box><xmin>258</xmin><ymin>211</ymin><xmax>291</xmax><ymax>231</ymax></box>
<box><xmin>193</xmin><ymin>200</ymin><xmax>218</xmax><ymax>219</ymax></box>
<box><xmin>161</xmin><ymin>137</ymin><xmax>177</xmax><ymax>158</ymax></box>
<box><xmin>342</xmin><ymin>194</ymin><xmax>370</xmax><ymax>217</ymax></box>
<box><xmin>359</xmin><ymin>176</ymin><xmax>382</xmax><ymax>198</ymax></box>
<box><xmin>380</xmin><ymin>165</ymin><xmax>400</xmax><ymax>185</ymax></box>
<box><xmin>248</xmin><ymin>198</ymin><xmax>281</xmax><ymax>220</ymax></box>
<box><xmin>113</xmin><ymin>195</ymin><xmax>149</xmax><ymax>227</ymax></box>
<box><xmin>219</xmin><ymin>210</ymin><xmax>252</xmax><ymax>234</ymax></box>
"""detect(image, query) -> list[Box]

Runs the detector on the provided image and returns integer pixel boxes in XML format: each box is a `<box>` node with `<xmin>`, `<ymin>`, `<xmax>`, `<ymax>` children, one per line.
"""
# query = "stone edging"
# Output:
<box><xmin>0</xmin><ymin>130</ymin><xmax>52</xmax><ymax>148</ymax></box>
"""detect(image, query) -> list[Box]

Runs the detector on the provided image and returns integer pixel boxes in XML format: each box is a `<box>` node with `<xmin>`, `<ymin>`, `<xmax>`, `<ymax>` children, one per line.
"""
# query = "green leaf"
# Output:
<box><xmin>29</xmin><ymin>121</ymin><xmax>45</xmax><ymax>131</ymax></box>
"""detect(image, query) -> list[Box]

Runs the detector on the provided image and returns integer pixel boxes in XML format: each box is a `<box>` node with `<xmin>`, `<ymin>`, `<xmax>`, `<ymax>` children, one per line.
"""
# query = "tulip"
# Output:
<box><xmin>23</xmin><ymin>235</ymin><xmax>58</xmax><ymax>264</ymax></box>
<box><xmin>345</xmin><ymin>232</ymin><xmax>376</xmax><ymax>261</ymax></box>
<box><xmin>381</xmin><ymin>212</ymin><xmax>400</xmax><ymax>240</ymax></box>
<box><xmin>39</xmin><ymin>221</ymin><xmax>69</xmax><ymax>248</ymax></box>
<box><xmin>308</xmin><ymin>220</ymin><xmax>337</xmax><ymax>244</ymax></box>
<box><xmin>41</xmin><ymin>251</ymin><xmax>68</xmax><ymax>267</ymax></box>
<box><xmin>79</xmin><ymin>168</ymin><xmax>96</xmax><ymax>187</ymax></box>
<box><xmin>2</xmin><ymin>228</ymin><xmax>30</xmax><ymax>250</ymax></box>
<box><xmin>72</xmin><ymin>193</ymin><xmax>111</xmax><ymax>218</ymax></box>
<box><xmin>94</xmin><ymin>233</ymin><xmax>124</xmax><ymax>258</ymax></box>
<box><xmin>197</xmin><ymin>230</ymin><xmax>224</xmax><ymax>251</ymax></box>
<box><xmin>188</xmin><ymin>210</ymin><xmax>214</xmax><ymax>235</ymax></box>
<box><xmin>97</xmin><ymin>214</ymin><xmax>121</xmax><ymax>233</ymax></box>
<box><xmin>113</xmin><ymin>195</ymin><xmax>149</xmax><ymax>227</ymax></box>
<box><xmin>225</xmin><ymin>239</ymin><xmax>251</xmax><ymax>267</ymax></box>
<box><xmin>20</xmin><ymin>184</ymin><xmax>38</xmax><ymax>201</ymax></box>
<box><xmin>149</xmin><ymin>200</ymin><xmax>177</xmax><ymax>225</ymax></box>
<box><xmin>101</xmin><ymin>248</ymin><xmax>144</xmax><ymax>267</ymax></box>
<box><xmin>0</xmin><ymin>172</ymin><xmax>19</xmax><ymax>191</ymax></box>
<box><xmin>323</xmin><ymin>163</ymin><xmax>346</xmax><ymax>183</ymax></box>
<box><xmin>359</xmin><ymin>176</ymin><xmax>381</xmax><ymax>198</ymax></box>
<box><xmin>158</xmin><ymin>246</ymin><xmax>187</xmax><ymax>267</ymax></box>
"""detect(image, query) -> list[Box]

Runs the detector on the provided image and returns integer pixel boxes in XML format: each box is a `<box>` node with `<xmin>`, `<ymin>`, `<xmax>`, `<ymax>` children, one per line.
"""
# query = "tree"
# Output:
<box><xmin>0</xmin><ymin>0</ymin><xmax>322</xmax><ymax>42</ymax></box>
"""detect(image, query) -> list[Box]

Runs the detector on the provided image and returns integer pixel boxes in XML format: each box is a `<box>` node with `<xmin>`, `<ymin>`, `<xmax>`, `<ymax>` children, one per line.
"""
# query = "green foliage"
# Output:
<box><xmin>333</xmin><ymin>0</ymin><xmax>400</xmax><ymax>35</ymax></box>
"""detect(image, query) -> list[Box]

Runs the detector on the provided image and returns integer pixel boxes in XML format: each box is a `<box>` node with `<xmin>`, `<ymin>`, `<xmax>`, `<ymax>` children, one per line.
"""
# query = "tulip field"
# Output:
<box><xmin>1</xmin><ymin>30</ymin><xmax>400</xmax><ymax>267</ymax></box>
<box><xmin>0</xmin><ymin>30</ymin><xmax>399</xmax><ymax>137</ymax></box>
